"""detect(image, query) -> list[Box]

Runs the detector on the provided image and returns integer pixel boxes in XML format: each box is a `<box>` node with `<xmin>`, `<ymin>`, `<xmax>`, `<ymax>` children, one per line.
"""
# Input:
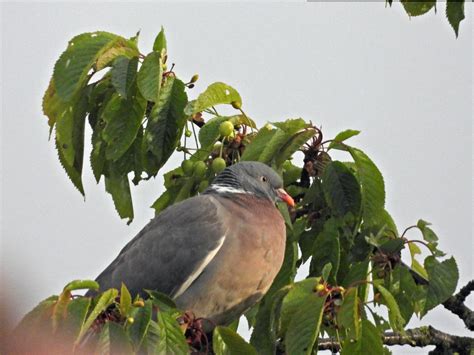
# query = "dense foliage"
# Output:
<box><xmin>12</xmin><ymin>6</ymin><xmax>469</xmax><ymax>353</ymax></box>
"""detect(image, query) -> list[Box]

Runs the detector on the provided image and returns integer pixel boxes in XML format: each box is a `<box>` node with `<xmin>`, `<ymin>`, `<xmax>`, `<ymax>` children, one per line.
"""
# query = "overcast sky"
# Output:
<box><xmin>1</xmin><ymin>2</ymin><xmax>472</xmax><ymax>353</ymax></box>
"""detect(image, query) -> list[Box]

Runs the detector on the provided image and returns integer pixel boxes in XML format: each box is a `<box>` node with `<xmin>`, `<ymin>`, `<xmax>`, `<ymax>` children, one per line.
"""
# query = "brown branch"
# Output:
<box><xmin>317</xmin><ymin>326</ymin><xmax>474</xmax><ymax>354</ymax></box>
<box><xmin>442</xmin><ymin>280</ymin><xmax>474</xmax><ymax>331</ymax></box>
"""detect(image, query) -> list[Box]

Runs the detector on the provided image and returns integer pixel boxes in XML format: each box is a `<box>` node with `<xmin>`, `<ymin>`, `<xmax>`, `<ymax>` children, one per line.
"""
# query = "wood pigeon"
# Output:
<box><xmin>89</xmin><ymin>161</ymin><xmax>295</xmax><ymax>326</ymax></box>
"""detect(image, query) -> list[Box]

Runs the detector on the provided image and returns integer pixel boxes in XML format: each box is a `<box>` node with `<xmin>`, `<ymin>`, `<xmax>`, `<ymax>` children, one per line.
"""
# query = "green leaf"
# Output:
<box><xmin>349</xmin><ymin>147</ymin><xmax>385</xmax><ymax>226</ymax></box>
<box><xmin>275</xmin><ymin>127</ymin><xmax>317</xmax><ymax>168</ymax></box>
<box><xmin>102</xmin><ymin>93</ymin><xmax>146</xmax><ymax>161</ymax></box>
<box><xmin>129</xmin><ymin>299</ymin><xmax>152</xmax><ymax>350</ymax></box>
<box><xmin>76</xmin><ymin>288</ymin><xmax>118</xmax><ymax>345</ymax></box>
<box><xmin>185</xmin><ymin>82</ymin><xmax>242</xmax><ymax>115</ymax></box>
<box><xmin>328</xmin><ymin>129</ymin><xmax>360</xmax><ymax>149</ymax></box>
<box><xmin>156</xmin><ymin>311</ymin><xmax>189</xmax><ymax>354</ymax></box>
<box><xmin>446</xmin><ymin>0</ymin><xmax>465</xmax><ymax>38</ymax></box>
<box><xmin>137</xmin><ymin>51</ymin><xmax>163</xmax><ymax>102</ymax></box>
<box><xmin>250</xmin><ymin>286</ymin><xmax>291</xmax><ymax>354</ymax></box>
<box><xmin>96</xmin><ymin>321</ymin><xmax>133</xmax><ymax>355</ymax></box>
<box><xmin>54</xmin><ymin>89</ymin><xmax>88</xmax><ymax>195</ymax></box>
<box><xmin>64</xmin><ymin>279</ymin><xmax>99</xmax><ymax>292</ymax></box>
<box><xmin>280</xmin><ymin>278</ymin><xmax>319</xmax><ymax>335</ymax></box>
<box><xmin>373</xmin><ymin>283</ymin><xmax>405</xmax><ymax>332</ymax></box>
<box><xmin>423</xmin><ymin>256</ymin><xmax>459</xmax><ymax>314</ymax></box>
<box><xmin>213</xmin><ymin>326</ymin><xmax>258</xmax><ymax>355</ymax></box>
<box><xmin>342</xmin><ymin>260</ymin><xmax>369</xmax><ymax>288</ymax></box>
<box><xmin>144</xmin><ymin>77</ymin><xmax>188</xmax><ymax>176</ymax></box>
<box><xmin>120</xmin><ymin>283</ymin><xmax>132</xmax><ymax>317</ymax></box>
<box><xmin>145</xmin><ymin>290</ymin><xmax>177</xmax><ymax>313</ymax></box>
<box><xmin>390</xmin><ymin>266</ymin><xmax>416</xmax><ymax>324</ymax></box>
<box><xmin>337</xmin><ymin>287</ymin><xmax>360</xmax><ymax>340</ymax></box>
<box><xmin>111</xmin><ymin>56</ymin><xmax>139</xmax><ymax>99</ymax></box>
<box><xmin>309</xmin><ymin>218</ymin><xmax>340</xmax><ymax>284</ymax></box>
<box><xmin>105</xmin><ymin>171</ymin><xmax>134</xmax><ymax>224</ymax></box>
<box><xmin>241</xmin><ymin>125</ymin><xmax>277</xmax><ymax>162</ymax></box>
<box><xmin>153</xmin><ymin>27</ymin><xmax>167</xmax><ymax>54</ymax></box>
<box><xmin>341</xmin><ymin>320</ymin><xmax>383</xmax><ymax>355</ymax></box>
<box><xmin>322</xmin><ymin>161</ymin><xmax>361</xmax><ymax>217</ymax></box>
<box><xmin>321</xmin><ymin>263</ymin><xmax>333</xmax><ymax>282</ymax></box>
<box><xmin>95</xmin><ymin>37</ymin><xmax>139</xmax><ymax>71</ymax></box>
<box><xmin>285</xmin><ymin>293</ymin><xmax>327</xmax><ymax>355</ymax></box>
<box><xmin>43</xmin><ymin>79</ymin><xmax>65</xmax><ymax>134</ymax></box>
<box><xmin>53</xmin><ymin>31</ymin><xmax>118</xmax><ymax>101</ymax></box>
<box><xmin>401</xmin><ymin>0</ymin><xmax>436</xmax><ymax>17</ymax></box>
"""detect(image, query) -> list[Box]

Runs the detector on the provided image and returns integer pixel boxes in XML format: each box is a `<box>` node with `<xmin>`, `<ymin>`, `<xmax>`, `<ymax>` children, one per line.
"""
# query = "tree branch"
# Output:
<box><xmin>442</xmin><ymin>280</ymin><xmax>474</xmax><ymax>331</ymax></box>
<box><xmin>317</xmin><ymin>326</ymin><xmax>474</xmax><ymax>354</ymax></box>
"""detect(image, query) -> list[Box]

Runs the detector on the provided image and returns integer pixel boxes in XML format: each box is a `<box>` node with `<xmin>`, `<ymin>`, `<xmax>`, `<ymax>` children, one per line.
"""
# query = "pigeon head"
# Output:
<box><xmin>206</xmin><ymin>161</ymin><xmax>295</xmax><ymax>206</ymax></box>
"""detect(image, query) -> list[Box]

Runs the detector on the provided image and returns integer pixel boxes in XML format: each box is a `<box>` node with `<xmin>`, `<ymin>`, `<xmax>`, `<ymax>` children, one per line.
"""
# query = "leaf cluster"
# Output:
<box><xmin>33</xmin><ymin>28</ymin><xmax>464</xmax><ymax>354</ymax></box>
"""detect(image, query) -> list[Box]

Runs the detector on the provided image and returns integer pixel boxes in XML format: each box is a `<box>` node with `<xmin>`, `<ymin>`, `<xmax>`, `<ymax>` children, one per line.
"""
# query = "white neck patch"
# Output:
<box><xmin>209</xmin><ymin>184</ymin><xmax>250</xmax><ymax>195</ymax></box>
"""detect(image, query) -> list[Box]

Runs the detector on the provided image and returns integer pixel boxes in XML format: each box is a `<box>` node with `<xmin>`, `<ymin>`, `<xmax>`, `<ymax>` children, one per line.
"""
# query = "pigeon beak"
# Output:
<box><xmin>277</xmin><ymin>188</ymin><xmax>295</xmax><ymax>207</ymax></box>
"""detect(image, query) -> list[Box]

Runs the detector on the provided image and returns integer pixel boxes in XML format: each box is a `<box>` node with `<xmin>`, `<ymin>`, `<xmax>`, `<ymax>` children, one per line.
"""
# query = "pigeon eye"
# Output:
<box><xmin>260</xmin><ymin>176</ymin><xmax>268</xmax><ymax>183</ymax></box>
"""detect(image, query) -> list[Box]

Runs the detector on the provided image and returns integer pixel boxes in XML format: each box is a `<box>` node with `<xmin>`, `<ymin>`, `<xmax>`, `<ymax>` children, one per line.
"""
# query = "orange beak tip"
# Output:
<box><xmin>277</xmin><ymin>188</ymin><xmax>295</xmax><ymax>207</ymax></box>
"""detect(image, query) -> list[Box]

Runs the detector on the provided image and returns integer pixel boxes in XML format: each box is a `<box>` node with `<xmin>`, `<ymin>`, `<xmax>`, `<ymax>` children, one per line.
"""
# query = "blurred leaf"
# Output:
<box><xmin>390</xmin><ymin>266</ymin><xmax>416</xmax><ymax>324</ymax></box>
<box><xmin>129</xmin><ymin>299</ymin><xmax>152</xmax><ymax>350</ymax></box>
<box><xmin>423</xmin><ymin>256</ymin><xmax>459</xmax><ymax>315</ymax></box>
<box><xmin>96</xmin><ymin>321</ymin><xmax>133</xmax><ymax>355</ymax></box>
<box><xmin>144</xmin><ymin>77</ymin><xmax>188</xmax><ymax>176</ymax></box>
<box><xmin>137</xmin><ymin>52</ymin><xmax>163</xmax><ymax>102</ymax></box>
<box><xmin>373</xmin><ymin>282</ymin><xmax>405</xmax><ymax>332</ymax></box>
<box><xmin>328</xmin><ymin>129</ymin><xmax>360</xmax><ymax>149</ymax></box>
<box><xmin>156</xmin><ymin>311</ymin><xmax>189</xmax><ymax>354</ymax></box>
<box><xmin>120</xmin><ymin>283</ymin><xmax>132</xmax><ymax>317</ymax></box>
<box><xmin>285</xmin><ymin>293</ymin><xmax>327</xmax><ymax>355</ymax></box>
<box><xmin>401</xmin><ymin>0</ymin><xmax>436</xmax><ymax>17</ymax></box>
<box><xmin>153</xmin><ymin>27</ymin><xmax>167</xmax><ymax>54</ymax></box>
<box><xmin>341</xmin><ymin>320</ymin><xmax>383</xmax><ymax>355</ymax></box>
<box><xmin>111</xmin><ymin>56</ymin><xmax>139</xmax><ymax>99</ymax></box>
<box><xmin>76</xmin><ymin>288</ymin><xmax>118</xmax><ymax>345</ymax></box>
<box><xmin>337</xmin><ymin>287</ymin><xmax>360</xmax><ymax>339</ymax></box>
<box><xmin>64</xmin><ymin>279</ymin><xmax>99</xmax><ymax>292</ymax></box>
<box><xmin>213</xmin><ymin>326</ymin><xmax>257</xmax><ymax>355</ymax></box>
<box><xmin>446</xmin><ymin>0</ymin><xmax>465</xmax><ymax>38</ymax></box>
<box><xmin>14</xmin><ymin>296</ymin><xmax>57</xmax><ymax>344</ymax></box>
<box><xmin>322</xmin><ymin>161</ymin><xmax>361</xmax><ymax>217</ymax></box>
<box><xmin>52</xmin><ymin>290</ymin><xmax>72</xmax><ymax>332</ymax></box>
<box><xmin>53</xmin><ymin>31</ymin><xmax>118</xmax><ymax>101</ymax></box>
<box><xmin>185</xmin><ymin>82</ymin><xmax>242</xmax><ymax>115</ymax></box>
<box><xmin>62</xmin><ymin>297</ymin><xmax>91</xmax><ymax>344</ymax></box>
<box><xmin>102</xmin><ymin>93</ymin><xmax>146</xmax><ymax>161</ymax></box>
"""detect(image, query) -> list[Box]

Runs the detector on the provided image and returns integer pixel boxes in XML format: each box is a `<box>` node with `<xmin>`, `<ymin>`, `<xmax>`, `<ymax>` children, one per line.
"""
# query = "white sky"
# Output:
<box><xmin>1</xmin><ymin>2</ymin><xmax>472</xmax><ymax>354</ymax></box>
